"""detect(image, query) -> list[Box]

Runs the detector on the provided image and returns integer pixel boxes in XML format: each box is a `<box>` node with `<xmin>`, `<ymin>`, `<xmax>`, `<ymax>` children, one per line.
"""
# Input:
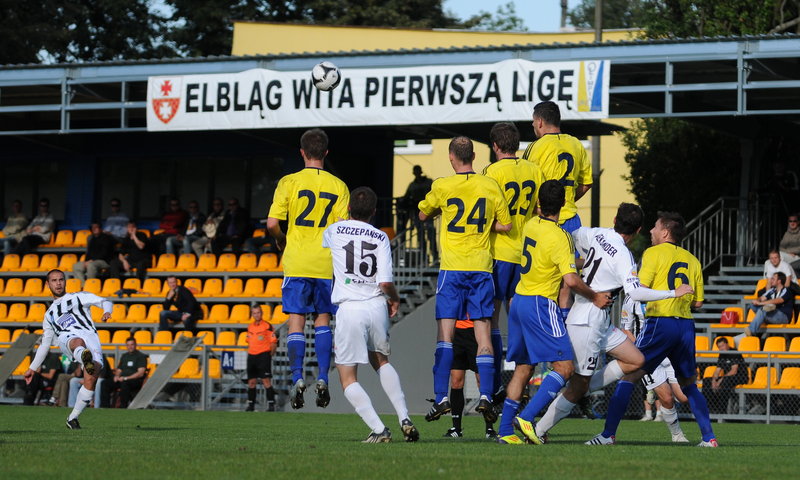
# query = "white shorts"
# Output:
<box><xmin>567</xmin><ymin>321</ymin><xmax>628</xmax><ymax>376</ymax></box>
<box><xmin>58</xmin><ymin>331</ymin><xmax>104</xmax><ymax>370</ymax></box>
<box><xmin>642</xmin><ymin>358</ymin><xmax>677</xmax><ymax>390</ymax></box>
<box><xmin>334</xmin><ymin>296</ymin><xmax>391</xmax><ymax>366</ymax></box>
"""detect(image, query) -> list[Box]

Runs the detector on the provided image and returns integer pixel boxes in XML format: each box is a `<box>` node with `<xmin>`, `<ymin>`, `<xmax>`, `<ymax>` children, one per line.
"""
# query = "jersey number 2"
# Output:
<box><xmin>295</xmin><ymin>190</ymin><xmax>338</xmax><ymax>227</ymax></box>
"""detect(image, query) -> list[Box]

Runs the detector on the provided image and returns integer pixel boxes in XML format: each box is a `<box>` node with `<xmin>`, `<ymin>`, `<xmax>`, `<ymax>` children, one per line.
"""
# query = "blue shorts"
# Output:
<box><xmin>507</xmin><ymin>294</ymin><xmax>573</xmax><ymax>364</ymax></box>
<box><xmin>492</xmin><ymin>260</ymin><xmax>521</xmax><ymax>301</ymax></box>
<box><xmin>559</xmin><ymin>214</ymin><xmax>582</xmax><ymax>234</ymax></box>
<box><xmin>636</xmin><ymin>316</ymin><xmax>696</xmax><ymax>379</ymax></box>
<box><xmin>435</xmin><ymin>270</ymin><xmax>494</xmax><ymax>320</ymax></box>
<box><xmin>281</xmin><ymin>277</ymin><xmax>335</xmax><ymax>315</ymax></box>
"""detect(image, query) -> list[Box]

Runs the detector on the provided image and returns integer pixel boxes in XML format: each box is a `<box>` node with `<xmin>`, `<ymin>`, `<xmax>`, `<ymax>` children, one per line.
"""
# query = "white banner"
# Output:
<box><xmin>147</xmin><ymin>58</ymin><xmax>609</xmax><ymax>131</ymax></box>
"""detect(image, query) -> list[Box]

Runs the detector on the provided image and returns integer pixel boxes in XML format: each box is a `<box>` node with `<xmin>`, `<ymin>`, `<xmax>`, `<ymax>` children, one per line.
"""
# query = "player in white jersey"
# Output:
<box><xmin>24</xmin><ymin>269</ymin><xmax>112</xmax><ymax>429</ymax></box>
<box><xmin>620</xmin><ymin>296</ymin><xmax>690</xmax><ymax>442</ymax></box>
<box><xmin>322</xmin><ymin>186</ymin><xmax>419</xmax><ymax>443</ymax></box>
<box><xmin>533</xmin><ymin>203</ymin><xmax>693</xmax><ymax>440</ymax></box>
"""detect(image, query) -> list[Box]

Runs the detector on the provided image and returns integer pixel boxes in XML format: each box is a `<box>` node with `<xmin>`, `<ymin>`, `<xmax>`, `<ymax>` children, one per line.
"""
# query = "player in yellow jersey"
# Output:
<box><xmin>482</xmin><ymin>122</ymin><xmax>545</xmax><ymax>402</ymax></box>
<box><xmin>418</xmin><ymin>136</ymin><xmax>512</xmax><ymax>423</ymax></box>
<box><xmin>496</xmin><ymin>180</ymin><xmax>611</xmax><ymax>445</ymax></box>
<box><xmin>587</xmin><ymin>211</ymin><xmax>718</xmax><ymax>447</ymax></box>
<box><xmin>267</xmin><ymin>128</ymin><xmax>349</xmax><ymax>410</ymax></box>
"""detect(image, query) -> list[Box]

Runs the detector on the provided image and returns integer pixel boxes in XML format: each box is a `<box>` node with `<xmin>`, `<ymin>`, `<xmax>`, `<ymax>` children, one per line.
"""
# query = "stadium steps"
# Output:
<box><xmin>696</xmin><ymin>265</ymin><xmax>762</xmax><ymax>325</ymax></box>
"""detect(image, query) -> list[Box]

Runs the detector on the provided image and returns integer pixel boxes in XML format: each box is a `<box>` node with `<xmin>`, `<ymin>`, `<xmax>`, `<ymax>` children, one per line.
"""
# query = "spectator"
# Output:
<box><xmin>112</xmin><ymin>337</ymin><xmax>148</xmax><ymax>408</ymax></box>
<box><xmin>1</xmin><ymin>199</ymin><xmax>28</xmax><ymax>257</ymax></box>
<box><xmin>211</xmin><ymin>198</ymin><xmax>251</xmax><ymax>255</ymax></box>
<box><xmin>68</xmin><ymin>365</ymin><xmax>106</xmax><ymax>409</ymax></box>
<box><xmin>109</xmin><ymin>222</ymin><xmax>151</xmax><ymax>282</ymax></box>
<box><xmin>245</xmin><ymin>304</ymin><xmax>278</xmax><ymax>412</ymax></box>
<box><xmin>703</xmin><ymin>337</ymin><xmax>747</xmax><ymax>413</ymax></box>
<box><xmin>48</xmin><ymin>359</ymin><xmax>81</xmax><ymax>407</ymax></box>
<box><xmin>23</xmin><ymin>350</ymin><xmax>61</xmax><ymax>405</ymax></box>
<box><xmin>402</xmin><ymin>165</ymin><xmax>438</xmax><ymax>264</ymax></box>
<box><xmin>103</xmin><ymin>198</ymin><xmax>129</xmax><ymax>241</ymax></box>
<box><xmin>244</xmin><ymin>225</ymin><xmax>276</xmax><ymax>255</ymax></box>
<box><xmin>151</xmin><ymin>198</ymin><xmax>188</xmax><ymax>254</ymax></box>
<box><xmin>763</xmin><ymin>249</ymin><xmax>796</xmax><ymax>289</ymax></box>
<box><xmin>779</xmin><ymin>213</ymin><xmax>800</xmax><ymax>270</ymax></box>
<box><xmin>159</xmin><ymin>275</ymin><xmax>202</xmax><ymax>333</ymax></box>
<box><xmin>166</xmin><ymin>200</ymin><xmax>205</xmax><ymax>256</ymax></box>
<box><xmin>191</xmin><ymin>197</ymin><xmax>225</xmax><ymax>256</ymax></box>
<box><xmin>745</xmin><ymin>272</ymin><xmax>794</xmax><ymax>337</ymax></box>
<box><xmin>72</xmin><ymin>222</ymin><xmax>117</xmax><ymax>281</ymax></box>
<box><xmin>14</xmin><ymin>197</ymin><xmax>55</xmax><ymax>255</ymax></box>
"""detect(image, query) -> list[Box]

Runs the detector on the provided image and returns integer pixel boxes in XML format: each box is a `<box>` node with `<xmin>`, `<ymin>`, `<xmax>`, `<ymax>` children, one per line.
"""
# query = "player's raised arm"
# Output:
<box><xmin>78</xmin><ymin>292</ymin><xmax>113</xmax><ymax>322</ymax></box>
<box><xmin>25</xmin><ymin>322</ymin><xmax>54</xmax><ymax>378</ymax></box>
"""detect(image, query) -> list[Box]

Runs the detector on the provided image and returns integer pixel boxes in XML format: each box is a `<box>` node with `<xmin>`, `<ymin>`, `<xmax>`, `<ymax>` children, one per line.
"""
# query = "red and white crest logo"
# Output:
<box><xmin>152</xmin><ymin>79</ymin><xmax>180</xmax><ymax>124</ymax></box>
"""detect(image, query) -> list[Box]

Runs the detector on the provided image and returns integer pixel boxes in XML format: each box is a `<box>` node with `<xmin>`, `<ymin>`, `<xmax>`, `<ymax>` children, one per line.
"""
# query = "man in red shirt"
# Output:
<box><xmin>246</xmin><ymin>304</ymin><xmax>278</xmax><ymax>411</ymax></box>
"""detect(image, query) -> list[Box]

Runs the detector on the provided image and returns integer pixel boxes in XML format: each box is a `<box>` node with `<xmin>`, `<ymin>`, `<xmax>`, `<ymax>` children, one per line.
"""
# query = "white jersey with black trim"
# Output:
<box><xmin>322</xmin><ymin>220</ymin><xmax>393</xmax><ymax>304</ymax></box>
<box><xmin>29</xmin><ymin>292</ymin><xmax>112</xmax><ymax>371</ymax></box>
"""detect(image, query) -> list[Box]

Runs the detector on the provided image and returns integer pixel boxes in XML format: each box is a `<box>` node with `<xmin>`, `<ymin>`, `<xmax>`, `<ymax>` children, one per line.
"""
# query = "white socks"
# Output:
<box><xmin>535</xmin><ymin>393</ymin><xmax>575</xmax><ymax>437</ymax></box>
<box><xmin>68</xmin><ymin>386</ymin><xmax>93</xmax><ymax>421</ymax></box>
<box><xmin>589</xmin><ymin>360</ymin><xmax>624</xmax><ymax>392</ymax></box>
<box><xmin>344</xmin><ymin>382</ymin><xmax>385</xmax><ymax>434</ymax></box>
<box><xmin>377</xmin><ymin>363</ymin><xmax>409</xmax><ymax>423</ymax></box>
<box><xmin>659</xmin><ymin>406</ymin><xmax>683</xmax><ymax>435</ymax></box>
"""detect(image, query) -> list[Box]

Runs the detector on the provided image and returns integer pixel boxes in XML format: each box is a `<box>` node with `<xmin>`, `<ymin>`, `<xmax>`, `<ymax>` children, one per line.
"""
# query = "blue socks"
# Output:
<box><xmin>433</xmin><ymin>342</ymin><xmax>453</xmax><ymax>402</ymax></box>
<box><xmin>498</xmin><ymin>398</ymin><xmax>519</xmax><ymax>436</ymax></box>
<box><xmin>314</xmin><ymin>326</ymin><xmax>332</xmax><ymax>383</ymax></box>
<box><xmin>491</xmin><ymin>329</ymin><xmax>503</xmax><ymax>393</ymax></box>
<box><xmin>601</xmin><ymin>380</ymin><xmax>634</xmax><ymax>438</ymax></box>
<box><xmin>682</xmin><ymin>383</ymin><xmax>716</xmax><ymax>441</ymax></box>
<box><xmin>519</xmin><ymin>371</ymin><xmax>566</xmax><ymax>421</ymax></box>
<box><xmin>476</xmin><ymin>354</ymin><xmax>495</xmax><ymax>398</ymax></box>
<box><xmin>287</xmin><ymin>332</ymin><xmax>306</xmax><ymax>383</ymax></box>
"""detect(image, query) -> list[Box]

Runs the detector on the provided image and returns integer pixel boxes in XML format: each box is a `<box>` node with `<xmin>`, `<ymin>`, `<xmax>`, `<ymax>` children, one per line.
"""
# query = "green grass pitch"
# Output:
<box><xmin>0</xmin><ymin>405</ymin><xmax>797</xmax><ymax>479</ymax></box>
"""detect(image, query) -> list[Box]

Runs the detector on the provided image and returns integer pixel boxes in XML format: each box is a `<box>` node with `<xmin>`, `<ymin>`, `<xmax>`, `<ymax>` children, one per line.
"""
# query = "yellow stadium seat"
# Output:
<box><xmin>7</xmin><ymin>303</ymin><xmax>27</xmax><ymax>322</ymax></box>
<box><xmin>257</xmin><ymin>253</ymin><xmax>278</xmax><ymax>270</ymax></box>
<box><xmin>216</xmin><ymin>331</ymin><xmax>236</xmax><ymax>347</ymax></box>
<box><xmin>12</xmin><ymin>357</ymin><xmax>31</xmax><ymax>376</ymax></box>
<box><xmin>0</xmin><ymin>278</ymin><xmax>3</xmax><ymax>295</ymax></box>
<box><xmin>122</xmin><ymin>278</ymin><xmax>141</xmax><ymax>292</ymax></box>
<box><xmin>101</xmin><ymin>278</ymin><xmax>122</xmax><ymax>297</ymax></box>
<box><xmin>229</xmin><ymin>304</ymin><xmax>250</xmax><ymax>323</ymax></box>
<box><xmin>235</xmin><ymin>253</ymin><xmax>257</xmax><ymax>271</ymax></box>
<box><xmin>196</xmin><ymin>253</ymin><xmax>217</xmax><ymax>271</ymax></box>
<box><xmin>214</xmin><ymin>253</ymin><xmax>237</xmax><ymax>271</ymax></box>
<box><xmin>97</xmin><ymin>330</ymin><xmax>111</xmax><ymax>344</ymax></box>
<box><xmin>237</xmin><ymin>331</ymin><xmax>248</xmax><ymax>346</ymax></box>
<box><xmin>0</xmin><ymin>254</ymin><xmax>21</xmax><ymax>271</ymax></box>
<box><xmin>0</xmin><ymin>328</ymin><xmax>9</xmax><ymax>343</ymax></box>
<box><xmin>737</xmin><ymin>336</ymin><xmax>760</xmax><ymax>358</ymax></box>
<box><xmin>208</xmin><ymin>358</ymin><xmax>222</xmax><ymax>378</ymax></box>
<box><xmin>53</xmin><ymin>230</ymin><xmax>74</xmax><ymax>247</ymax></box>
<box><xmin>183</xmin><ymin>278</ymin><xmax>202</xmax><ymax>295</ymax></box>
<box><xmin>271</xmin><ymin>304</ymin><xmax>288</xmax><ymax>324</ymax></box>
<box><xmin>744</xmin><ymin>279</ymin><xmax>768</xmax><ymax>300</ymax></box>
<box><xmin>65</xmin><ymin>278</ymin><xmax>82</xmax><ymax>293</ymax></box>
<box><xmin>779</xmin><ymin>337</ymin><xmax>800</xmax><ymax>359</ymax></box>
<box><xmin>146</xmin><ymin>304</ymin><xmax>164</xmax><ymax>323</ymax></box>
<box><xmin>25</xmin><ymin>303</ymin><xmax>46</xmax><ymax>322</ymax></box>
<box><xmin>58</xmin><ymin>253</ymin><xmax>79</xmax><ymax>272</ymax></box>
<box><xmin>241</xmin><ymin>278</ymin><xmax>265</xmax><ymax>297</ymax></box>
<box><xmin>175</xmin><ymin>330</ymin><xmax>193</xmax><ymax>339</ymax></box>
<box><xmin>83</xmin><ymin>278</ymin><xmax>102</xmax><ymax>295</ymax></box>
<box><xmin>702</xmin><ymin>366</ymin><xmax>717</xmax><ymax>378</ymax></box>
<box><xmin>107</xmin><ymin>304</ymin><xmax>126</xmax><ymax>322</ymax></box>
<box><xmin>222</xmin><ymin>278</ymin><xmax>243</xmax><ymax>297</ymax></box>
<box><xmin>272</xmin><ymin>256</ymin><xmax>284</xmax><ymax>272</ymax></box>
<box><xmin>11</xmin><ymin>328</ymin><xmax>29</xmax><ymax>341</ymax></box>
<box><xmin>756</xmin><ymin>337</ymin><xmax>786</xmax><ymax>359</ymax></box>
<box><xmin>153</xmin><ymin>330</ymin><xmax>173</xmax><ymax>348</ymax></box>
<box><xmin>0</xmin><ymin>303</ymin><xmax>7</xmax><ymax>320</ymax></box>
<box><xmin>200</xmin><ymin>278</ymin><xmax>222</xmax><ymax>297</ymax></box>
<box><xmin>139</xmin><ymin>278</ymin><xmax>162</xmax><ymax>297</ymax></box>
<box><xmin>23</xmin><ymin>278</ymin><xmax>43</xmax><ymax>296</ymax></box>
<box><xmin>265</xmin><ymin>278</ymin><xmax>282</xmax><ymax>298</ymax></box>
<box><xmin>253</xmin><ymin>228</ymin><xmax>266</xmax><ymax>238</ymax></box>
<box><xmin>91</xmin><ymin>306</ymin><xmax>104</xmax><ymax>323</ymax></box>
<box><xmin>173</xmin><ymin>358</ymin><xmax>200</xmax><ymax>378</ymax></box>
<box><xmin>150</xmin><ymin>253</ymin><xmax>176</xmax><ymax>272</ymax></box>
<box><xmin>175</xmin><ymin>253</ymin><xmax>197</xmax><ymax>271</ymax></box>
<box><xmin>774</xmin><ymin>367</ymin><xmax>800</xmax><ymax>390</ymax></box>
<box><xmin>259</xmin><ymin>304</ymin><xmax>272</xmax><ymax>322</ymax></box>
<box><xmin>72</xmin><ymin>229</ymin><xmax>91</xmax><ymax>247</ymax></box>
<box><xmin>111</xmin><ymin>330</ymin><xmax>131</xmax><ymax>344</ymax></box>
<box><xmin>38</xmin><ymin>253</ymin><xmax>58</xmax><ymax>271</ymax></box>
<box><xmin>20</xmin><ymin>254</ymin><xmax>39</xmax><ymax>271</ymax></box>
<box><xmin>208</xmin><ymin>305</ymin><xmax>229</xmax><ymax>323</ymax></box>
<box><xmin>3</xmin><ymin>278</ymin><xmax>23</xmax><ymax>296</ymax></box>
<box><xmin>200</xmin><ymin>303</ymin><xmax>208</xmax><ymax>321</ymax></box>
<box><xmin>197</xmin><ymin>331</ymin><xmax>215</xmax><ymax>346</ymax></box>
<box><xmin>737</xmin><ymin>367</ymin><xmax>778</xmax><ymax>390</ymax></box>
<box><xmin>126</xmin><ymin>304</ymin><xmax>147</xmax><ymax>322</ymax></box>
<box><xmin>133</xmin><ymin>330</ymin><xmax>152</xmax><ymax>345</ymax></box>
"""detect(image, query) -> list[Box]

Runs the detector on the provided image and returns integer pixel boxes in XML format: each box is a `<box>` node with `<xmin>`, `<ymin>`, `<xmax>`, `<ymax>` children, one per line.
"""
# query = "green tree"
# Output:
<box><xmin>461</xmin><ymin>2</ymin><xmax>527</xmax><ymax>32</ymax></box>
<box><xmin>568</xmin><ymin>0</ymin><xmax>647</xmax><ymax>29</ymax></box>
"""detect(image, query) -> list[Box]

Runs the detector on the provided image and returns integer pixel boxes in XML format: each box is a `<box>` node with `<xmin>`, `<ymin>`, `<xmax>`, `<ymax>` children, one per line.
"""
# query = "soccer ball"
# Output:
<box><xmin>311</xmin><ymin>61</ymin><xmax>341</xmax><ymax>91</ymax></box>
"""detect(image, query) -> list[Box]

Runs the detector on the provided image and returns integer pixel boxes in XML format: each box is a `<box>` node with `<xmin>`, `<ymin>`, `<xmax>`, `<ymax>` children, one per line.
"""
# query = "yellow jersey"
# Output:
<box><xmin>522</xmin><ymin>133</ymin><xmax>591</xmax><ymax>222</ymax></box>
<box><xmin>638</xmin><ymin>242</ymin><xmax>704</xmax><ymax>318</ymax></box>
<box><xmin>515</xmin><ymin>216</ymin><xmax>577</xmax><ymax>299</ymax></box>
<box><xmin>482</xmin><ymin>158</ymin><xmax>545</xmax><ymax>264</ymax></box>
<box><xmin>268</xmin><ymin>167</ymin><xmax>349</xmax><ymax>279</ymax></box>
<box><xmin>418</xmin><ymin>172</ymin><xmax>511</xmax><ymax>273</ymax></box>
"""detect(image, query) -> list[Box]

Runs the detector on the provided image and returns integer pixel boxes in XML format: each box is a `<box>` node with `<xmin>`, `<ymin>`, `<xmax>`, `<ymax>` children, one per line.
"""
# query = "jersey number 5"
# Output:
<box><xmin>446</xmin><ymin>197</ymin><xmax>487</xmax><ymax>233</ymax></box>
<box><xmin>520</xmin><ymin>237</ymin><xmax>537</xmax><ymax>274</ymax></box>
<box><xmin>295</xmin><ymin>190</ymin><xmax>339</xmax><ymax>227</ymax></box>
